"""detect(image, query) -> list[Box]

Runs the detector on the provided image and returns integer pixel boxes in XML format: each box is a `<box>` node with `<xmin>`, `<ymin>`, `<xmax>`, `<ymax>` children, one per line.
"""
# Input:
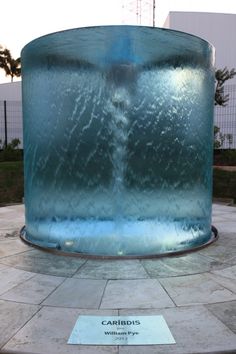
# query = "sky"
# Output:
<box><xmin>1</xmin><ymin>0</ymin><xmax>236</xmax><ymax>82</ymax></box>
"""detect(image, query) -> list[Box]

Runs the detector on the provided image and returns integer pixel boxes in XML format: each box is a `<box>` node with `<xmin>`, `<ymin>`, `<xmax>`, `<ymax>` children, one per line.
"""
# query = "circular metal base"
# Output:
<box><xmin>20</xmin><ymin>226</ymin><xmax>218</xmax><ymax>259</ymax></box>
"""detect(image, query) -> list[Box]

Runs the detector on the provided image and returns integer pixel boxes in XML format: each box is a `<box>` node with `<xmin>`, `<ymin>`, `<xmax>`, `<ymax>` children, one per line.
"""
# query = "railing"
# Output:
<box><xmin>0</xmin><ymin>100</ymin><xmax>23</xmax><ymax>148</ymax></box>
<box><xmin>214</xmin><ymin>84</ymin><xmax>236</xmax><ymax>149</ymax></box>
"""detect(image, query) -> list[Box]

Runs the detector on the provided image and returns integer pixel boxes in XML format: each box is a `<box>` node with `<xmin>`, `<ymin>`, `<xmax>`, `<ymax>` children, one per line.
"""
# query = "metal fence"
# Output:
<box><xmin>214</xmin><ymin>84</ymin><xmax>236</xmax><ymax>149</ymax></box>
<box><xmin>1</xmin><ymin>85</ymin><xmax>236</xmax><ymax>150</ymax></box>
<box><xmin>0</xmin><ymin>100</ymin><xmax>23</xmax><ymax>148</ymax></box>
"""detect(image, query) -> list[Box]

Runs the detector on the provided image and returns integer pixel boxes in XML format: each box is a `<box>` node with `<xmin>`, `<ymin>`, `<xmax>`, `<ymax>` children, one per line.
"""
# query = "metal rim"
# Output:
<box><xmin>20</xmin><ymin>226</ymin><xmax>218</xmax><ymax>260</ymax></box>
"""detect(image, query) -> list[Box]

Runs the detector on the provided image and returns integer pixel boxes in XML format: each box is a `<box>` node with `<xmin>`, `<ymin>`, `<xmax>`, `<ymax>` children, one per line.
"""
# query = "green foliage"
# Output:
<box><xmin>214</xmin><ymin>149</ymin><xmax>236</xmax><ymax>166</ymax></box>
<box><xmin>215</xmin><ymin>67</ymin><xmax>236</xmax><ymax>106</ymax></box>
<box><xmin>0</xmin><ymin>138</ymin><xmax>23</xmax><ymax>162</ymax></box>
<box><xmin>0</xmin><ymin>46</ymin><xmax>21</xmax><ymax>82</ymax></box>
<box><xmin>5</xmin><ymin>138</ymin><xmax>21</xmax><ymax>150</ymax></box>
<box><xmin>213</xmin><ymin>168</ymin><xmax>236</xmax><ymax>202</ymax></box>
<box><xmin>214</xmin><ymin>126</ymin><xmax>233</xmax><ymax>149</ymax></box>
<box><xmin>225</xmin><ymin>133</ymin><xmax>233</xmax><ymax>149</ymax></box>
<box><xmin>214</xmin><ymin>67</ymin><xmax>236</xmax><ymax>149</ymax></box>
<box><xmin>214</xmin><ymin>126</ymin><xmax>224</xmax><ymax>149</ymax></box>
<box><xmin>0</xmin><ymin>161</ymin><xmax>23</xmax><ymax>205</ymax></box>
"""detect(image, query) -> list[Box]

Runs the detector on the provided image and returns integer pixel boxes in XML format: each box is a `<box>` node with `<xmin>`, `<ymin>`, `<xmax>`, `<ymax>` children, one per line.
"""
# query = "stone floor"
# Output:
<box><xmin>0</xmin><ymin>204</ymin><xmax>235</xmax><ymax>354</ymax></box>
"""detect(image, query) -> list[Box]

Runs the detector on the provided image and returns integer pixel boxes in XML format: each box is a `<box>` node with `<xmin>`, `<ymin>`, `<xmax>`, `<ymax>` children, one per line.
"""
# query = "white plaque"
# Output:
<box><xmin>68</xmin><ymin>315</ymin><xmax>176</xmax><ymax>345</ymax></box>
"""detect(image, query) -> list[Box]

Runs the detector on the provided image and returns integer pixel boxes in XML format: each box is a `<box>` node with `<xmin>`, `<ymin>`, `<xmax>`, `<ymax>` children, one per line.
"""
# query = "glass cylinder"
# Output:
<box><xmin>21</xmin><ymin>26</ymin><xmax>215</xmax><ymax>256</ymax></box>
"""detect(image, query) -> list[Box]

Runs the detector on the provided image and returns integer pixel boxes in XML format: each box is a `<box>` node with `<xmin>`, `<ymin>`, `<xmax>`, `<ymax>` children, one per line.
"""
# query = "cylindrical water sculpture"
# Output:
<box><xmin>21</xmin><ymin>26</ymin><xmax>215</xmax><ymax>256</ymax></box>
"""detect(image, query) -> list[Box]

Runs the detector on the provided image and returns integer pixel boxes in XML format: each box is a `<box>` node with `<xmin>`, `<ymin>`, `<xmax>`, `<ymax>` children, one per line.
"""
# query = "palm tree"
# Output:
<box><xmin>215</xmin><ymin>67</ymin><xmax>236</xmax><ymax>106</ymax></box>
<box><xmin>214</xmin><ymin>67</ymin><xmax>236</xmax><ymax>149</ymax></box>
<box><xmin>0</xmin><ymin>46</ymin><xmax>6</xmax><ymax>70</ymax></box>
<box><xmin>0</xmin><ymin>47</ymin><xmax>21</xmax><ymax>82</ymax></box>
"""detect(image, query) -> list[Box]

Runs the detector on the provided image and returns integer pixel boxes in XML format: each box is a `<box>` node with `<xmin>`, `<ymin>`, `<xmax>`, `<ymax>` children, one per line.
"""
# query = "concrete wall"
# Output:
<box><xmin>0</xmin><ymin>81</ymin><xmax>22</xmax><ymax>101</ymax></box>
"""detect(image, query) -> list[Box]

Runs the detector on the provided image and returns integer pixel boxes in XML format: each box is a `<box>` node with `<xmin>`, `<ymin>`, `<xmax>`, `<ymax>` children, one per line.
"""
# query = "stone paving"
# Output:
<box><xmin>0</xmin><ymin>204</ymin><xmax>235</xmax><ymax>354</ymax></box>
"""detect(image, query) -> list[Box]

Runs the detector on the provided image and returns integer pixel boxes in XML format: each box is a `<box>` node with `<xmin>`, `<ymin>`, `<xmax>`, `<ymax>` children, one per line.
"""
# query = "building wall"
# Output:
<box><xmin>0</xmin><ymin>81</ymin><xmax>22</xmax><ymax>101</ymax></box>
<box><xmin>163</xmin><ymin>12</ymin><xmax>236</xmax><ymax>83</ymax></box>
<box><xmin>163</xmin><ymin>11</ymin><xmax>236</xmax><ymax>148</ymax></box>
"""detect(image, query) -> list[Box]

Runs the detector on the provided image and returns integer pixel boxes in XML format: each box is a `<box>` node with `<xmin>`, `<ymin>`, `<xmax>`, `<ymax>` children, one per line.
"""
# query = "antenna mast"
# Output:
<box><xmin>153</xmin><ymin>0</ymin><xmax>156</xmax><ymax>27</ymax></box>
<box><xmin>122</xmin><ymin>0</ymin><xmax>156</xmax><ymax>27</ymax></box>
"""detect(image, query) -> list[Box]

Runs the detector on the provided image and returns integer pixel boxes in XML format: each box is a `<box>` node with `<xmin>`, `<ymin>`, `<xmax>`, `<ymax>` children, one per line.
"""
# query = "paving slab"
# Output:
<box><xmin>100</xmin><ymin>279</ymin><xmax>175</xmax><ymax>309</ymax></box>
<box><xmin>159</xmin><ymin>273</ymin><xmax>236</xmax><ymax>306</ymax></box>
<box><xmin>0</xmin><ymin>212</ymin><xmax>24</xmax><ymax>229</ymax></box>
<box><xmin>228</xmin><ymin>256</ymin><xmax>236</xmax><ymax>266</ymax></box>
<box><xmin>212</xmin><ymin>216</ymin><xmax>232</xmax><ymax>223</ymax></box>
<box><xmin>0</xmin><ymin>263</ymin><xmax>9</xmax><ymax>270</ymax></box>
<box><xmin>0</xmin><ymin>204</ymin><xmax>24</xmax><ymax>213</ymax></box>
<box><xmin>0</xmin><ymin>228</ymin><xmax>21</xmax><ymax>240</ymax></box>
<box><xmin>0</xmin><ymin>229</ymin><xmax>20</xmax><ymax>238</ymax></box>
<box><xmin>118</xmin><ymin>306</ymin><xmax>236</xmax><ymax>354</ymax></box>
<box><xmin>43</xmin><ymin>278</ymin><xmax>107</xmax><ymax>308</ymax></box>
<box><xmin>212</xmin><ymin>264</ymin><xmax>236</xmax><ymax>280</ymax></box>
<box><xmin>73</xmin><ymin>259</ymin><xmax>149</xmax><ymax>280</ymax></box>
<box><xmin>208</xmin><ymin>273</ymin><xmax>236</xmax><ymax>294</ymax></box>
<box><xmin>215</xmin><ymin>232</ymin><xmax>236</xmax><ymax>246</ymax></box>
<box><xmin>0</xmin><ymin>267</ymin><xmax>35</xmax><ymax>295</ymax></box>
<box><xmin>1</xmin><ymin>250</ymin><xmax>86</xmax><ymax>277</ymax></box>
<box><xmin>213</xmin><ymin>221</ymin><xmax>236</xmax><ymax>234</ymax></box>
<box><xmin>2</xmin><ymin>306</ymin><xmax>118</xmax><ymax>354</ymax></box>
<box><xmin>0</xmin><ymin>273</ymin><xmax>65</xmax><ymax>304</ymax></box>
<box><xmin>0</xmin><ymin>299</ymin><xmax>40</xmax><ymax>349</ymax></box>
<box><xmin>142</xmin><ymin>253</ymin><xmax>224</xmax><ymax>278</ymax></box>
<box><xmin>219</xmin><ymin>213</ymin><xmax>236</xmax><ymax>221</ymax></box>
<box><xmin>212</xmin><ymin>210</ymin><xmax>230</xmax><ymax>216</ymax></box>
<box><xmin>0</xmin><ymin>238</ymin><xmax>30</xmax><ymax>258</ymax></box>
<box><xmin>207</xmin><ymin>301</ymin><xmax>236</xmax><ymax>334</ymax></box>
<box><xmin>0</xmin><ymin>203</ymin><xmax>236</xmax><ymax>354</ymax></box>
<box><xmin>212</xmin><ymin>204</ymin><xmax>236</xmax><ymax>213</ymax></box>
<box><xmin>0</xmin><ymin>205</ymin><xmax>24</xmax><ymax>213</ymax></box>
<box><xmin>0</xmin><ymin>207</ymin><xmax>15</xmax><ymax>215</ymax></box>
<box><xmin>199</xmin><ymin>242</ymin><xmax>236</xmax><ymax>264</ymax></box>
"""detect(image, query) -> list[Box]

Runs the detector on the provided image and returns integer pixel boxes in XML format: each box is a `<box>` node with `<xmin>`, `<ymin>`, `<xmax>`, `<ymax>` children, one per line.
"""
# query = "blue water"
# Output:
<box><xmin>22</xmin><ymin>26</ymin><xmax>215</xmax><ymax>256</ymax></box>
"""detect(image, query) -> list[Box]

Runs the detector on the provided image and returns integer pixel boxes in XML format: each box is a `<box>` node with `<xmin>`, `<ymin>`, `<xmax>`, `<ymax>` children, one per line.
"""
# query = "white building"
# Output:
<box><xmin>163</xmin><ymin>11</ymin><xmax>236</xmax><ymax>148</ymax></box>
<box><xmin>163</xmin><ymin>12</ymin><xmax>236</xmax><ymax>82</ymax></box>
<box><xmin>0</xmin><ymin>81</ymin><xmax>22</xmax><ymax>101</ymax></box>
